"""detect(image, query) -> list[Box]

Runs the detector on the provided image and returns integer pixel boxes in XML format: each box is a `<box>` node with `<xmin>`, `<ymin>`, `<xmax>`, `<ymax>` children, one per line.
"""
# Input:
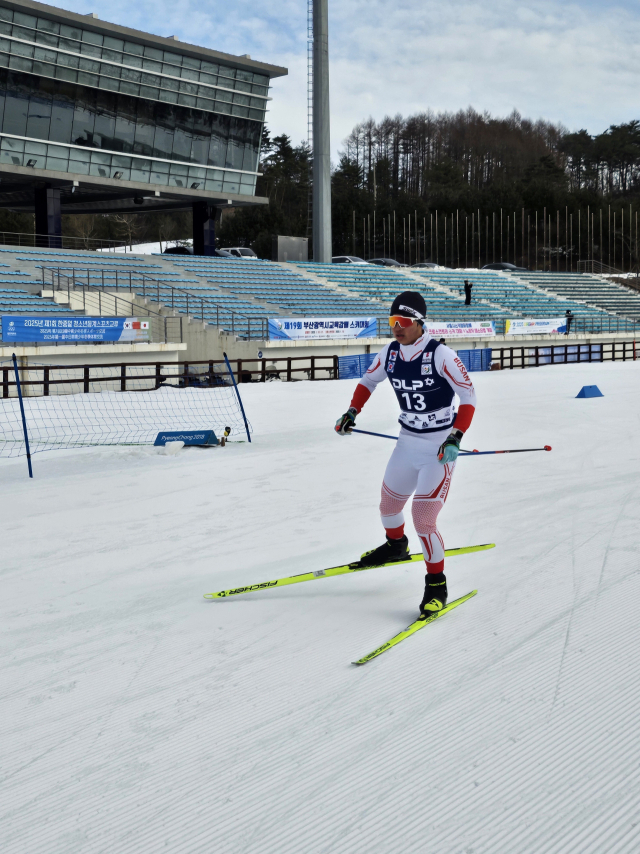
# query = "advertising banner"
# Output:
<box><xmin>425</xmin><ymin>321</ymin><xmax>495</xmax><ymax>338</ymax></box>
<box><xmin>505</xmin><ymin>318</ymin><xmax>567</xmax><ymax>335</ymax></box>
<box><xmin>268</xmin><ymin>317</ymin><xmax>378</xmax><ymax>340</ymax></box>
<box><xmin>1</xmin><ymin>316</ymin><xmax>151</xmax><ymax>343</ymax></box>
<box><xmin>154</xmin><ymin>430</ymin><xmax>219</xmax><ymax>446</ymax></box>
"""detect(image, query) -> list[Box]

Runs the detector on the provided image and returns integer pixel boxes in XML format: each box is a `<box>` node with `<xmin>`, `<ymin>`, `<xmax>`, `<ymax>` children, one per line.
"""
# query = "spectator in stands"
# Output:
<box><xmin>464</xmin><ymin>280</ymin><xmax>473</xmax><ymax>305</ymax></box>
<box><xmin>439</xmin><ymin>338</ymin><xmax>446</xmax><ymax>344</ymax></box>
<box><xmin>565</xmin><ymin>309</ymin><xmax>574</xmax><ymax>335</ymax></box>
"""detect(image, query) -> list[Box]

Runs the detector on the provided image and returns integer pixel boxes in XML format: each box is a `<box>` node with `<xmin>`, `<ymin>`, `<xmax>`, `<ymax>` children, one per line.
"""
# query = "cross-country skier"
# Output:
<box><xmin>335</xmin><ymin>291</ymin><xmax>477</xmax><ymax>618</ymax></box>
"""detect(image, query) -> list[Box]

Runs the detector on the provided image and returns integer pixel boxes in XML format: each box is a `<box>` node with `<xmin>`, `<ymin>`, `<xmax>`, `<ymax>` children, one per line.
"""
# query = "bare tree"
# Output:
<box><xmin>112</xmin><ymin>214</ymin><xmax>144</xmax><ymax>250</ymax></box>
<box><xmin>64</xmin><ymin>214</ymin><xmax>98</xmax><ymax>249</ymax></box>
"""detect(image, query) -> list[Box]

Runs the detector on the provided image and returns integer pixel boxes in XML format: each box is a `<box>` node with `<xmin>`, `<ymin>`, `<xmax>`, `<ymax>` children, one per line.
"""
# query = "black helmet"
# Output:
<box><xmin>390</xmin><ymin>291</ymin><xmax>426</xmax><ymax>323</ymax></box>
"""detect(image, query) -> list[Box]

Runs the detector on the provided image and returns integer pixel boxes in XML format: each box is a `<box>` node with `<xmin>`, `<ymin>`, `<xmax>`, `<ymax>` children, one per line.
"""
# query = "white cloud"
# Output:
<box><xmin>57</xmin><ymin>0</ymin><xmax>640</xmax><ymax>157</ymax></box>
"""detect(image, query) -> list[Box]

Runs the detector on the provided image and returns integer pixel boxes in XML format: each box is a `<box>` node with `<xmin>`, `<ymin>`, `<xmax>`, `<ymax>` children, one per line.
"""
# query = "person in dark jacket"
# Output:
<box><xmin>565</xmin><ymin>309</ymin><xmax>574</xmax><ymax>335</ymax></box>
<box><xmin>464</xmin><ymin>280</ymin><xmax>473</xmax><ymax>306</ymax></box>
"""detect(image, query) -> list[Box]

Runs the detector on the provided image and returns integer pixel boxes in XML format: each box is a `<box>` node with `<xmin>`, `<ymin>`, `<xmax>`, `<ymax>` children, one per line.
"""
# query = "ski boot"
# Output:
<box><xmin>356</xmin><ymin>535</ymin><xmax>410</xmax><ymax>568</ymax></box>
<box><xmin>419</xmin><ymin>571</ymin><xmax>448</xmax><ymax>619</ymax></box>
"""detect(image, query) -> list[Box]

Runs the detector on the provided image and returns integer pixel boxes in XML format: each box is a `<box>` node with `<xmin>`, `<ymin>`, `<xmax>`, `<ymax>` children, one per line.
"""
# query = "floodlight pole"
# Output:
<box><xmin>312</xmin><ymin>0</ymin><xmax>332</xmax><ymax>263</ymax></box>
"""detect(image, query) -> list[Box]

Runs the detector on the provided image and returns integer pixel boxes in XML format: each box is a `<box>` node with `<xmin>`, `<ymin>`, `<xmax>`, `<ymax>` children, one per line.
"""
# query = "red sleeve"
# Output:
<box><xmin>350</xmin><ymin>383</ymin><xmax>372</xmax><ymax>413</ymax></box>
<box><xmin>452</xmin><ymin>403</ymin><xmax>475</xmax><ymax>433</ymax></box>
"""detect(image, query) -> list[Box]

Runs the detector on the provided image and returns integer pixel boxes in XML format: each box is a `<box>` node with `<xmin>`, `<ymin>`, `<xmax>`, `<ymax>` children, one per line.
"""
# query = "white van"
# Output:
<box><xmin>221</xmin><ymin>247</ymin><xmax>259</xmax><ymax>259</ymax></box>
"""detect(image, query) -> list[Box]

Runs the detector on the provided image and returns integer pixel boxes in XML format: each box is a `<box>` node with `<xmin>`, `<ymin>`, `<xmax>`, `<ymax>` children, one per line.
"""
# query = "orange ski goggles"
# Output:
<box><xmin>389</xmin><ymin>315</ymin><xmax>416</xmax><ymax>329</ymax></box>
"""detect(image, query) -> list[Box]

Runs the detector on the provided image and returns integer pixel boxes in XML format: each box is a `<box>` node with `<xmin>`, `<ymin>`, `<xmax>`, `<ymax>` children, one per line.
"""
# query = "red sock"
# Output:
<box><xmin>426</xmin><ymin>560</ymin><xmax>444</xmax><ymax>574</ymax></box>
<box><xmin>385</xmin><ymin>524</ymin><xmax>405</xmax><ymax>540</ymax></box>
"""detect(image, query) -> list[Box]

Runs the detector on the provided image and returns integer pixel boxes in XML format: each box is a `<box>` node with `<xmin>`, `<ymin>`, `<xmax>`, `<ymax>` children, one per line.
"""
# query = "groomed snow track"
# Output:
<box><xmin>2</xmin><ymin>362</ymin><xmax>640</xmax><ymax>853</ymax></box>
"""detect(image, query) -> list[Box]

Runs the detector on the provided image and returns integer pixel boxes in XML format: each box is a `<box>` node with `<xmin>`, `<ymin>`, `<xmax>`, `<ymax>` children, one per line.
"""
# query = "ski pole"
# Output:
<box><xmin>351</xmin><ymin>428</ymin><xmax>398</xmax><ymax>440</ymax></box>
<box><xmin>351</xmin><ymin>428</ymin><xmax>552</xmax><ymax>456</ymax></box>
<box><xmin>459</xmin><ymin>446</ymin><xmax>552</xmax><ymax>455</ymax></box>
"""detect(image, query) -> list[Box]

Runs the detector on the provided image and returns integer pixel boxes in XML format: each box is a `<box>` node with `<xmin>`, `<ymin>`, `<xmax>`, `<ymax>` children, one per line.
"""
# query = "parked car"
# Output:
<box><xmin>331</xmin><ymin>255</ymin><xmax>369</xmax><ymax>264</ymax></box>
<box><xmin>369</xmin><ymin>258</ymin><xmax>407</xmax><ymax>267</ymax></box>
<box><xmin>163</xmin><ymin>247</ymin><xmax>234</xmax><ymax>258</ymax></box>
<box><xmin>162</xmin><ymin>245</ymin><xmax>193</xmax><ymax>255</ymax></box>
<box><xmin>412</xmin><ymin>261</ymin><xmax>440</xmax><ymax>269</ymax></box>
<box><xmin>482</xmin><ymin>262</ymin><xmax>529</xmax><ymax>272</ymax></box>
<box><xmin>221</xmin><ymin>247</ymin><xmax>259</xmax><ymax>259</ymax></box>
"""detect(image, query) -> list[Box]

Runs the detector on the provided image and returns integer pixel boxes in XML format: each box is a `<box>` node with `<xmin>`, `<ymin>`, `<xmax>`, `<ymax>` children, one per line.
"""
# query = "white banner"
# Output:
<box><xmin>269</xmin><ymin>317</ymin><xmax>378</xmax><ymax>340</ymax></box>
<box><xmin>505</xmin><ymin>318</ymin><xmax>567</xmax><ymax>335</ymax></box>
<box><xmin>426</xmin><ymin>321</ymin><xmax>495</xmax><ymax>339</ymax></box>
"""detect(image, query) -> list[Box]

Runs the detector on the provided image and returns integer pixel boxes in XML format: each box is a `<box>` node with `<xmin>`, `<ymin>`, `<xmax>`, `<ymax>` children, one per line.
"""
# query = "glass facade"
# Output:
<box><xmin>0</xmin><ymin>4</ymin><xmax>275</xmax><ymax>197</ymax></box>
<box><xmin>0</xmin><ymin>6</ymin><xmax>269</xmax><ymax>122</ymax></box>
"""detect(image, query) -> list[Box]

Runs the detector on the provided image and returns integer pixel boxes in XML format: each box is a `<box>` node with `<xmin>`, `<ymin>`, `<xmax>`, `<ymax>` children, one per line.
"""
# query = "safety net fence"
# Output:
<box><xmin>0</xmin><ymin>359</ymin><xmax>251</xmax><ymax>458</ymax></box>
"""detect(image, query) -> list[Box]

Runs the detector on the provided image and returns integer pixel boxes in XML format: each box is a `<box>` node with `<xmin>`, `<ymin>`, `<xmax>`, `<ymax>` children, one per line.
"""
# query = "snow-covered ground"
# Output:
<box><xmin>3</xmin><ymin>361</ymin><xmax>640</xmax><ymax>853</ymax></box>
<box><xmin>97</xmin><ymin>240</ymin><xmax>192</xmax><ymax>255</ymax></box>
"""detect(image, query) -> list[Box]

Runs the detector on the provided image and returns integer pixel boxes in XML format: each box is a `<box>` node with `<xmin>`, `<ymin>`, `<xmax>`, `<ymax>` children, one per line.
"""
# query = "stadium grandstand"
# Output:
<box><xmin>0</xmin><ymin>2</ymin><xmax>638</xmax><ymax>368</ymax></box>
<box><xmin>2</xmin><ymin>243</ymin><xmax>640</xmax><ymax>346</ymax></box>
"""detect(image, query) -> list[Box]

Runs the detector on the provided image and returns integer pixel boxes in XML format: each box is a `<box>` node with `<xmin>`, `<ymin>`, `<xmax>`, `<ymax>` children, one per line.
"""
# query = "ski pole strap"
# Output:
<box><xmin>351</xmin><ymin>429</ymin><xmax>552</xmax><ymax>456</ymax></box>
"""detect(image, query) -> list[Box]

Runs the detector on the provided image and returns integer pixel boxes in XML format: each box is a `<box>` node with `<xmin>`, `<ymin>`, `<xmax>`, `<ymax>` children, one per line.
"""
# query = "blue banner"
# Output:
<box><xmin>269</xmin><ymin>317</ymin><xmax>378</xmax><ymax>341</ymax></box>
<box><xmin>154</xmin><ymin>430</ymin><xmax>219</xmax><ymax>446</ymax></box>
<box><xmin>1</xmin><ymin>316</ymin><xmax>151</xmax><ymax>343</ymax></box>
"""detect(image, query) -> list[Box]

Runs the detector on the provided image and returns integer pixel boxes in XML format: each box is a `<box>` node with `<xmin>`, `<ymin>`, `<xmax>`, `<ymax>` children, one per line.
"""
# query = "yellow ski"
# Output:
<box><xmin>353</xmin><ymin>590</ymin><xmax>478</xmax><ymax>665</ymax></box>
<box><xmin>203</xmin><ymin>544</ymin><xmax>494</xmax><ymax>599</ymax></box>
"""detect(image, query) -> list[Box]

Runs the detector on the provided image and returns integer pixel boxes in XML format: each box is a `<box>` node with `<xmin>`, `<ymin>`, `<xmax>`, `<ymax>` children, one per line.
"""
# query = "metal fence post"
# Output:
<box><xmin>12</xmin><ymin>354</ymin><xmax>33</xmax><ymax>478</ymax></box>
<box><xmin>223</xmin><ymin>352</ymin><xmax>251</xmax><ymax>443</ymax></box>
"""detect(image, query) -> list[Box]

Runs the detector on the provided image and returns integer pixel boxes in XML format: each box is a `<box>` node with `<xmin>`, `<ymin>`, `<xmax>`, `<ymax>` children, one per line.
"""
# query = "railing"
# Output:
<box><xmin>0</xmin><ymin>231</ymin><xmax>125</xmax><ymax>252</ymax></box>
<box><xmin>230</xmin><ymin>355</ymin><xmax>339</xmax><ymax>382</ymax></box>
<box><xmin>41</xmin><ymin>266</ymin><xmax>268</xmax><ymax>340</ymax></box>
<box><xmin>495</xmin><ymin>340</ymin><xmax>636</xmax><ymax>369</ymax></box>
<box><xmin>565</xmin><ymin>316</ymin><xmax>640</xmax><ymax>334</ymax></box>
<box><xmin>577</xmin><ymin>260</ymin><xmax>623</xmax><ymax>275</ymax></box>
<box><xmin>37</xmin><ymin>268</ymin><xmax>183</xmax><ymax>344</ymax></box>
<box><xmin>1</xmin><ymin>356</ymin><xmax>340</xmax><ymax>398</ymax></box>
<box><xmin>33</xmin><ymin>268</ymin><xmax>640</xmax><ymax>341</ymax></box>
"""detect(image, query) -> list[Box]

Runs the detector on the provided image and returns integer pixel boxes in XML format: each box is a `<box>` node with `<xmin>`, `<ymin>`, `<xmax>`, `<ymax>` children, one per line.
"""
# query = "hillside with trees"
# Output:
<box><xmin>222</xmin><ymin>111</ymin><xmax>640</xmax><ymax>270</ymax></box>
<box><xmin>2</xmin><ymin>109</ymin><xmax>638</xmax><ymax>268</ymax></box>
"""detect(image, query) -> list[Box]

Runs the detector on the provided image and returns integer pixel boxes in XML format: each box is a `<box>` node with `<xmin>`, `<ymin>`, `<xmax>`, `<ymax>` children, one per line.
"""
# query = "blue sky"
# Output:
<box><xmin>57</xmin><ymin>0</ymin><xmax>640</xmax><ymax>158</ymax></box>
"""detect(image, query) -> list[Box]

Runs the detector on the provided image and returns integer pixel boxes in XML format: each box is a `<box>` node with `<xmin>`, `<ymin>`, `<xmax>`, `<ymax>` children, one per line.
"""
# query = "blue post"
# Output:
<box><xmin>12</xmin><ymin>353</ymin><xmax>33</xmax><ymax>478</ymax></box>
<box><xmin>223</xmin><ymin>352</ymin><xmax>251</xmax><ymax>443</ymax></box>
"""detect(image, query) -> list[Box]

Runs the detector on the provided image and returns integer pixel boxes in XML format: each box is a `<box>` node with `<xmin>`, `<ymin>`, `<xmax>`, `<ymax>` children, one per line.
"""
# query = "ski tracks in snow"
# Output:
<box><xmin>2</xmin><ymin>363</ymin><xmax>640</xmax><ymax>853</ymax></box>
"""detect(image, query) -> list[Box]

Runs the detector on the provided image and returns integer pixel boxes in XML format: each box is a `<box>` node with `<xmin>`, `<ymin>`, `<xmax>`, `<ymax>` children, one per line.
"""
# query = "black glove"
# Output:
<box><xmin>335</xmin><ymin>407</ymin><xmax>357</xmax><ymax>435</ymax></box>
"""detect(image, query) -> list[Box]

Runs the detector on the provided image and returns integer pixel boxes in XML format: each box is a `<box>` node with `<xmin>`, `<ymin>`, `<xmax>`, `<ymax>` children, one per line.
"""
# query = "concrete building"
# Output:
<box><xmin>0</xmin><ymin>0</ymin><xmax>287</xmax><ymax>252</ymax></box>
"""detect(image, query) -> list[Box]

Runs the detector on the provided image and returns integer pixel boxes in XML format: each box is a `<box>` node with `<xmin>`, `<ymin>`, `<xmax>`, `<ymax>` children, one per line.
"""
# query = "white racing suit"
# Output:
<box><xmin>350</xmin><ymin>333</ymin><xmax>477</xmax><ymax>573</ymax></box>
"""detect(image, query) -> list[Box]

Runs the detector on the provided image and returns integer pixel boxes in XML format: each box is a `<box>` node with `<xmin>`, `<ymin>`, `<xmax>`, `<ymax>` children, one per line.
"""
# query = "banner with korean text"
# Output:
<box><xmin>425</xmin><ymin>321</ymin><xmax>495</xmax><ymax>339</ymax></box>
<box><xmin>505</xmin><ymin>318</ymin><xmax>567</xmax><ymax>335</ymax></box>
<box><xmin>268</xmin><ymin>317</ymin><xmax>378</xmax><ymax>340</ymax></box>
<box><xmin>1</xmin><ymin>316</ymin><xmax>151</xmax><ymax>343</ymax></box>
